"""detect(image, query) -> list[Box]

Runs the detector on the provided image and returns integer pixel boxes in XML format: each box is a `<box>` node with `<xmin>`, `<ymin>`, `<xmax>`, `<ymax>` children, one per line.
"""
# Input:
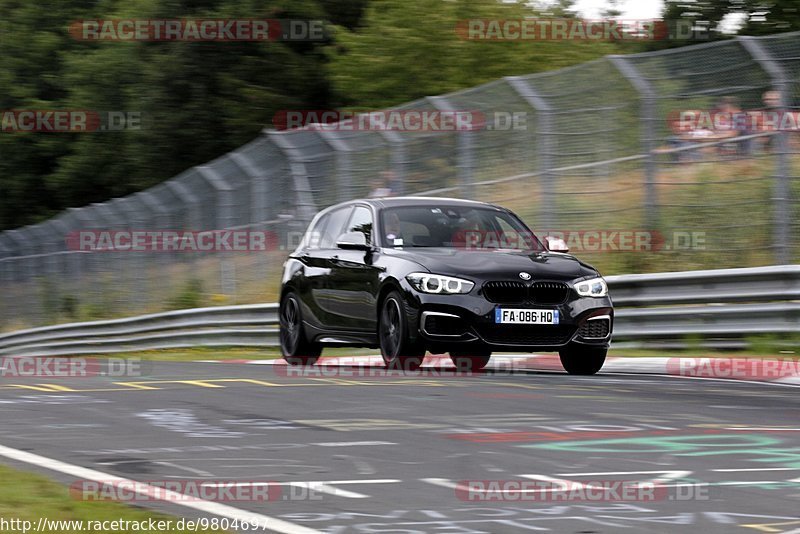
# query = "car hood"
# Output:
<box><xmin>385</xmin><ymin>248</ymin><xmax>598</xmax><ymax>282</ymax></box>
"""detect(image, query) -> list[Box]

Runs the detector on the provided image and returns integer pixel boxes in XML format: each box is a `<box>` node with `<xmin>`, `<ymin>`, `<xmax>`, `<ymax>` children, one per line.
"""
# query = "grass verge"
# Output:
<box><xmin>0</xmin><ymin>464</ymin><xmax>226</xmax><ymax>533</ymax></box>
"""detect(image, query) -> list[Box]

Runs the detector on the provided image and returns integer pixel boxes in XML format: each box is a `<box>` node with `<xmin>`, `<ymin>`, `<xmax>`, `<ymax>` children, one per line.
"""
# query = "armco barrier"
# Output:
<box><xmin>0</xmin><ymin>266</ymin><xmax>797</xmax><ymax>357</ymax></box>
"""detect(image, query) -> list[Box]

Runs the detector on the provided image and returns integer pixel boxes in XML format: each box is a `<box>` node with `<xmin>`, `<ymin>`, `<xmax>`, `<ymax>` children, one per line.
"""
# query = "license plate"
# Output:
<box><xmin>495</xmin><ymin>308</ymin><xmax>559</xmax><ymax>325</ymax></box>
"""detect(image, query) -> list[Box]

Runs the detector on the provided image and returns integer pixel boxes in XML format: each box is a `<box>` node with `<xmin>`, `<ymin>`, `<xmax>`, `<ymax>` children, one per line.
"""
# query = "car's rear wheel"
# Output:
<box><xmin>379</xmin><ymin>291</ymin><xmax>425</xmax><ymax>371</ymax></box>
<box><xmin>559</xmin><ymin>344</ymin><xmax>606</xmax><ymax>375</ymax></box>
<box><xmin>280</xmin><ymin>292</ymin><xmax>321</xmax><ymax>366</ymax></box>
<box><xmin>449</xmin><ymin>348</ymin><xmax>492</xmax><ymax>371</ymax></box>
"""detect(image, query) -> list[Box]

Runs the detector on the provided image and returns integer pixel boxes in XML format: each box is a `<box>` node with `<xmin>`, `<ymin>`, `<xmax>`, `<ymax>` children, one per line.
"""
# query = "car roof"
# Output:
<box><xmin>322</xmin><ymin>196</ymin><xmax>501</xmax><ymax>213</ymax></box>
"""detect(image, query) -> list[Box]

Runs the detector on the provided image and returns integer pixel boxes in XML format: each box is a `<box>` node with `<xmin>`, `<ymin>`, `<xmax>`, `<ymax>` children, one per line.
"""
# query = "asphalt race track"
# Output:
<box><xmin>0</xmin><ymin>357</ymin><xmax>799</xmax><ymax>533</ymax></box>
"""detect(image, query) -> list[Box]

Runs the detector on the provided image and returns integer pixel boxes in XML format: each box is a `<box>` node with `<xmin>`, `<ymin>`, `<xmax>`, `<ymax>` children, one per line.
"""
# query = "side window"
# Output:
<box><xmin>319</xmin><ymin>207</ymin><xmax>352</xmax><ymax>249</ymax></box>
<box><xmin>304</xmin><ymin>214</ymin><xmax>328</xmax><ymax>250</ymax></box>
<box><xmin>492</xmin><ymin>213</ymin><xmax>540</xmax><ymax>251</ymax></box>
<box><xmin>495</xmin><ymin>216</ymin><xmax>516</xmax><ymax>235</ymax></box>
<box><xmin>346</xmin><ymin>206</ymin><xmax>373</xmax><ymax>245</ymax></box>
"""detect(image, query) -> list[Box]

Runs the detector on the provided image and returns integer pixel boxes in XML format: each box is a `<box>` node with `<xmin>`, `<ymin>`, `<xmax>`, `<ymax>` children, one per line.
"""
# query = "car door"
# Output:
<box><xmin>290</xmin><ymin>212</ymin><xmax>328</xmax><ymax>329</ymax></box>
<box><xmin>325</xmin><ymin>205</ymin><xmax>381</xmax><ymax>332</ymax></box>
<box><xmin>299</xmin><ymin>206</ymin><xmax>352</xmax><ymax>329</ymax></box>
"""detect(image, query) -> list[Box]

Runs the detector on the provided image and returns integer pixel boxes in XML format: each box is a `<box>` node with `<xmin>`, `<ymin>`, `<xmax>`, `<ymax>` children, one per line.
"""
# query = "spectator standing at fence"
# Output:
<box><xmin>710</xmin><ymin>96</ymin><xmax>751</xmax><ymax>156</ymax></box>
<box><xmin>369</xmin><ymin>170</ymin><xmax>399</xmax><ymax>198</ymax></box>
<box><xmin>759</xmin><ymin>90</ymin><xmax>784</xmax><ymax>153</ymax></box>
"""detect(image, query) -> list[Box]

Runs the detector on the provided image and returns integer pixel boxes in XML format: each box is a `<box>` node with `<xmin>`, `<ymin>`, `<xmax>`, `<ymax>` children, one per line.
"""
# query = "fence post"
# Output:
<box><xmin>228</xmin><ymin>149</ymin><xmax>276</xmax><ymax>286</ymax></box>
<box><xmin>6</xmin><ymin>229</ymin><xmax>42</xmax><ymax>325</ymax></box>
<box><xmin>0</xmin><ymin>233</ymin><xmax>15</xmax><ymax>328</ymax></box>
<box><xmin>505</xmin><ymin>76</ymin><xmax>556</xmax><ymax>229</ymax></box>
<box><xmin>315</xmin><ymin>129</ymin><xmax>353</xmax><ymax>202</ymax></box>
<box><xmin>229</xmin><ymin>151</ymin><xmax>267</xmax><ymax>229</ymax></box>
<box><xmin>268</xmin><ymin>131</ymin><xmax>318</xmax><ymax>225</ymax></box>
<box><xmin>381</xmin><ymin>130</ymin><xmax>408</xmax><ymax>196</ymax></box>
<box><xmin>428</xmin><ymin>95</ymin><xmax>475</xmax><ymax>199</ymax></box>
<box><xmin>133</xmin><ymin>191</ymin><xmax>171</xmax><ymax>307</ymax></box>
<box><xmin>110</xmin><ymin>197</ymin><xmax>147</xmax><ymax>309</ymax></box>
<box><xmin>27</xmin><ymin>222</ymin><xmax>58</xmax><ymax>323</ymax></box>
<box><xmin>739</xmin><ymin>36</ymin><xmax>792</xmax><ymax>265</ymax></box>
<box><xmin>608</xmin><ymin>56</ymin><xmax>659</xmax><ymax>231</ymax></box>
<box><xmin>197</xmin><ymin>166</ymin><xmax>237</xmax><ymax>300</ymax></box>
<box><xmin>54</xmin><ymin>210</ymin><xmax>83</xmax><ymax>321</ymax></box>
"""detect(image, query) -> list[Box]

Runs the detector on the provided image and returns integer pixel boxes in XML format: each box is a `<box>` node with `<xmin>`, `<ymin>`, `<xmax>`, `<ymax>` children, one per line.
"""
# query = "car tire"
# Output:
<box><xmin>280</xmin><ymin>292</ymin><xmax>322</xmax><ymax>366</ymax></box>
<box><xmin>449</xmin><ymin>348</ymin><xmax>492</xmax><ymax>371</ymax></box>
<box><xmin>559</xmin><ymin>344</ymin><xmax>606</xmax><ymax>375</ymax></box>
<box><xmin>379</xmin><ymin>291</ymin><xmax>425</xmax><ymax>371</ymax></box>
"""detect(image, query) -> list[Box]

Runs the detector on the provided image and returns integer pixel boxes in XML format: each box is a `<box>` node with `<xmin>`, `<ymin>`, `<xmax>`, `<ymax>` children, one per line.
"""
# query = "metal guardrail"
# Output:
<box><xmin>0</xmin><ymin>266</ymin><xmax>797</xmax><ymax>357</ymax></box>
<box><xmin>0</xmin><ymin>304</ymin><xmax>278</xmax><ymax>357</ymax></box>
<box><xmin>606</xmin><ymin>265</ymin><xmax>800</xmax><ymax>306</ymax></box>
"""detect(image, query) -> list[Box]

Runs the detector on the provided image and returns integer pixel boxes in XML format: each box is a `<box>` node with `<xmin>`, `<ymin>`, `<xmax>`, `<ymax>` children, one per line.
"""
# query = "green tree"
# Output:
<box><xmin>0</xmin><ymin>0</ymin><xmax>95</xmax><ymax>228</ymax></box>
<box><xmin>326</xmin><ymin>0</ymin><xmax>622</xmax><ymax>110</ymax></box>
<box><xmin>654</xmin><ymin>0</ymin><xmax>800</xmax><ymax>49</ymax></box>
<box><xmin>0</xmin><ymin>0</ymin><xmax>340</xmax><ymax>229</ymax></box>
<box><xmin>738</xmin><ymin>0</ymin><xmax>800</xmax><ymax>35</ymax></box>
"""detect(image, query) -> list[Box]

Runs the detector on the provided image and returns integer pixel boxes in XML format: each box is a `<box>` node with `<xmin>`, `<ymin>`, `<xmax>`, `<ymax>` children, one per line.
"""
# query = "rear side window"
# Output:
<box><xmin>319</xmin><ymin>207</ymin><xmax>352</xmax><ymax>249</ymax></box>
<box><xmin>345</xmin><ymin>206</ymin><xmax>373</xmax><ymax>245</ymax></box>
<box><xmin>303</xmin><ymin>213</ymin><xmax>328</xmax><ymax>249</ymax></box>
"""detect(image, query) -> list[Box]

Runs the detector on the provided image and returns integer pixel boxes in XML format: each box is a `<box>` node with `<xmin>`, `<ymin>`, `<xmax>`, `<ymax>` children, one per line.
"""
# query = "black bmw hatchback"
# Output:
<box><xmin>279</xmin><ymin>197</ymin><xmax>613</xmax><ymax>375</ymax></box>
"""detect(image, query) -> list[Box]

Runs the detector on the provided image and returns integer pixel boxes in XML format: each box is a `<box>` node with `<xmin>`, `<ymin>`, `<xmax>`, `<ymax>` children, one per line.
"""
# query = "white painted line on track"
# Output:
<box><xmin>201</xmin><ymin>479</ymin><xmax>401</xmax><ymax>499</ymax></box>
<box><xmin>421</xmin><ymin>478</ymin><xmax>471</xmax><ymax>491</ymax></box>
<box><xmin>640</xmin><ymin>481</ymin><xmax>794</xmax><ymax>488</ymax></box>
<box><xmin>604</xmin><ymin>372</ymin><xmax>800</xmax><ymax>389</ymax></box>
<box><xmin>724</xmin><ymin>428</ymin><xmax>800</xmax><ymax>431</ymax></box>
<box><xmin>713</xmin><ymin>481</ymin><xmax>794</xmax><ymax>486</ymax></box>
<box><xmin>555</xmin><ymin>470</ymin><xmax>692</xmax><ymax>480</ymax></box>
<box><xmin>153</xmin><ymin>461</ymin><xmax>215</xmax><ymax>477</ymax></box>
<box><xmin>713</xmin><ymin>467</ymin><xmax>800</xmax><ymax>472</ymax></box>
<box><xmin>312</xmin><ymin>441</ymin><xmax>397</xmax><ymax>447</ymax></box>
<box><xmin>520</xmin><ymin>471</ymin><xmax>693</xmax><ymax>493</ymax></box>
<box><xmin>313</xmin><ymin>479</ymin><xmax>401</xmax><ymax>484</ymax></box>
<box><xmin>519</xmin><ymin>475</ymin><xmax>590</xmax><ymax>492</ymax></box>
<box><xmin>0</xmin><ymin>443</ymin><xmax>321</xmax><ymax>534</ymax></box>
<box><xmin>287</xmin><ymin>482</ymin><xmax>366</xmax><ymax>499</ymax></box>
<box><xmin>199</xmin><ymin>481</ymin><xmax>365</xmax><ymax>499</ymax></box>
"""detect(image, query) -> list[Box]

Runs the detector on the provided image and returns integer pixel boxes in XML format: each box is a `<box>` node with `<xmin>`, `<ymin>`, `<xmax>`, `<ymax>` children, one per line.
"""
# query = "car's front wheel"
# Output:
<box><xmin>559</xmin><ymin>344</ymin><xmax>606</xmax><ymax>375</ymax></box>
<box><xmin>379</xmin><ymin>291</ymin><xmax>425</xmax><ymax>371</ymax></box>
<box><xmin>280</xmin><ymin>292</ymin><xmax>322</xmax><ymax>366</ymax></box>
<box><xmin>449</xmin><ymin>348</ymin><xmax>492</xmax><ymax>371</ymax></box>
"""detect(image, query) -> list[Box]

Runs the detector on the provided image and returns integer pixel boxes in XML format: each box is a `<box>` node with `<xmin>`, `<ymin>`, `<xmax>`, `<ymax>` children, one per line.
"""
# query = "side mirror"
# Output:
<box><xmin>336</xmin><ymin>231</ymin><xmax>371</xmax><ymax>251</ymax></box>
<box><xmin>544</xmin><ymin>236</ymin><xmax>569</xmax><ymax>253</ymax></box>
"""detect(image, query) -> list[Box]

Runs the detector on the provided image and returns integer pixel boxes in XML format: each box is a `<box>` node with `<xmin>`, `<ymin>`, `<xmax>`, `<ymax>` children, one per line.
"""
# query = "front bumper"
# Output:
<box><xmin>404</xmin><ymin>284</ymin><xmax>613</xmax><ymax>352</ymax></box>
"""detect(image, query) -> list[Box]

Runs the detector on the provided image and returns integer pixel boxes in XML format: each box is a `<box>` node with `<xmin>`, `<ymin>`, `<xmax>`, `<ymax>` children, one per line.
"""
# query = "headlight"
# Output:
<box><xmin>406</xmin><ymin>272</ymin><xmax>474</xmax><ymax>294</ymax></box>
<box><xmin>574</xmin><ymin>277</ymin><xmax>608</xmax><ymax>297</ymax></box>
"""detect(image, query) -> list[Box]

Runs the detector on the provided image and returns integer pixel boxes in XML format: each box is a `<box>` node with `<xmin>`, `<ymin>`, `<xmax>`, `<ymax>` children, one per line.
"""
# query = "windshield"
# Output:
<box><xmin>379</xmin><ymin>205</ymin><xmax>544</xmax><ymax>251</ymax></box>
